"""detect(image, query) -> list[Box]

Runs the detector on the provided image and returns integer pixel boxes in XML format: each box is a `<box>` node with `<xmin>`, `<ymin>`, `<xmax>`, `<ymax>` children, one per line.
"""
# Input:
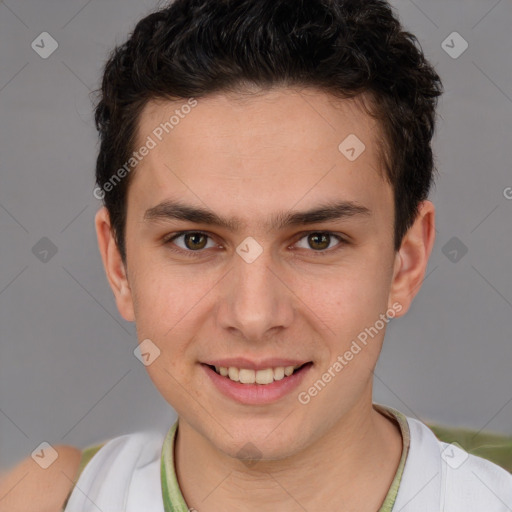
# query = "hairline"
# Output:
<box><xmin>115</xmin><ymin>85</ymin><xmax>396</xmax><ymax>264</ymax></box>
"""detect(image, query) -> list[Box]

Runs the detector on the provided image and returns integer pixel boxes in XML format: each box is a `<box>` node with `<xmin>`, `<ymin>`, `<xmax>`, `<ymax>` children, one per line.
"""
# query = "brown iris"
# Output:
<box><xmin>307</xmin><ymin>233</ymin><xmax>331</xmax><ymax>251</ymax></box>
<box><xmin>183</xmin><ymin>232</ymin><xmax>208</xmax><ymax>250</ymax></box>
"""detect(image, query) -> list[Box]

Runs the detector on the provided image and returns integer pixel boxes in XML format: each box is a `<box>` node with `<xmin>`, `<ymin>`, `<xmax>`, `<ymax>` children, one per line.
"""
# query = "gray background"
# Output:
<box><xmin>1</xmin><ymin>0</ymin><xmax>511</xmax><ymax>472</ymax></box>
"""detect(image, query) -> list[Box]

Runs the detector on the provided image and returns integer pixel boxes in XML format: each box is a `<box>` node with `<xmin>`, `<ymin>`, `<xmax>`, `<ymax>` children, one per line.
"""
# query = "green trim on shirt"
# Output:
<box><xmin>160</xmin><ymin>403</ymin><xmax>411</xmax><ymax>511</ymax></box>
<box><xmin>373</xmin><ymin>403</ymin><xmax>411</xmax><ymax>511</ymax></box>
<box><xmin>161</xmin><ymin>421</ymin><xmax>190</xmax><ymax>512</ymax></box>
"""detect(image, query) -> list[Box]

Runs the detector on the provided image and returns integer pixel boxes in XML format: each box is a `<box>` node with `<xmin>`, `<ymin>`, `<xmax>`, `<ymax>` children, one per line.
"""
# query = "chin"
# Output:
<box><xmin>213</xmin><ymin>421</ymin><xmax>307</xmax><ymax>463</ymax></box>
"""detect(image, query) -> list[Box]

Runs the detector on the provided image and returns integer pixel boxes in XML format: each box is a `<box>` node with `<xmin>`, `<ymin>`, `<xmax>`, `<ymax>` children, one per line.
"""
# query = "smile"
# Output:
<box><xmin>201</xmin><ymin>361</ymin><xmax>313</xmax><ymax>405</ymax></box>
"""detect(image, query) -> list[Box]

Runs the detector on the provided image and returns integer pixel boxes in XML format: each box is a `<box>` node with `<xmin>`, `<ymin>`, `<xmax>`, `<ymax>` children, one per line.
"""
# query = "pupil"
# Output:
<box><xmin>310</xmin><ymin>233</ymin><xmax>329</xmax><ymax>250</ymax></box>
<box><xmin>186</xmin><ymin>233</ymin><xmax>207</xmax><ymax>250</ymax></box>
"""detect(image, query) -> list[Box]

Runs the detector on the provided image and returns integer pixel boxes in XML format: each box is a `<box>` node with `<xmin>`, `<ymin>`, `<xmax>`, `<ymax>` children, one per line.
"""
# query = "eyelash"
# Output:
<box><xmin>162</xmin><ymin>230</ymin><xmax>348</xmax><ymax>258</ymax></box>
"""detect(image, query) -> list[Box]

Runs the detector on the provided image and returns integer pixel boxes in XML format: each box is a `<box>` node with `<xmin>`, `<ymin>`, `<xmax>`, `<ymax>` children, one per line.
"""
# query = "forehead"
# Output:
<box><xmin>128</xmin><ymin>87</ymin><xmax>392</xmax><ymax>228</ymax></box>
<box><xmin>137</xmin><ymin>87</ymin><xmax>382</xmax><ymax>159</ymax></box>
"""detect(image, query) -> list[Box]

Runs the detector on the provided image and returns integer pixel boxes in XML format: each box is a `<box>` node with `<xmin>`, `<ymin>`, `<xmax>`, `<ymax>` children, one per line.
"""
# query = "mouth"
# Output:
<box><xmin>201</xmin><ymin>360</ymin><xmax>314</xmax><ymax>405</ymax></box>
<box><xmin>202</xmin><ymin>362</ymin><xmax>313</xmax><ymax>385</ymax></box>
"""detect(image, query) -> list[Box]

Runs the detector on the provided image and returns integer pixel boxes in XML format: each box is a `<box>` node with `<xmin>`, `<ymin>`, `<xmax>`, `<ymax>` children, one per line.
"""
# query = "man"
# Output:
<box><xmin>2</xmin><ymin>0</ymin><xmax>511</xmax><ymax>510</ymax></box>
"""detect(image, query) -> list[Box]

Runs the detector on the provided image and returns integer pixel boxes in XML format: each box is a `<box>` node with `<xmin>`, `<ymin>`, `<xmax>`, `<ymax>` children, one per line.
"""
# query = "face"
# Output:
<box><xmin>96</xmin><ymin>87</ymin><xmax>434</xmax><ymax>461</ymax></box>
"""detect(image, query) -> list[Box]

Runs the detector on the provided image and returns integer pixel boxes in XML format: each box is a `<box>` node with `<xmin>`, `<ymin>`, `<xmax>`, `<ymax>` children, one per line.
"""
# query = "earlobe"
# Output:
<box><xmin>94</xmin><ymin>206</ymin><xmax>135</xmax><ymax>322</ymax></box>
<box><xmin>388</xmin><ymin>200</ymin><xmax>436</xmax><ymax>316</ymax></box>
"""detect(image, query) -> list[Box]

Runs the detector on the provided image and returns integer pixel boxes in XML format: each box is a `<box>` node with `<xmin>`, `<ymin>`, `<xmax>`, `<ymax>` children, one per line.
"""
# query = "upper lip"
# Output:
<box><xmin>202</xmin><ymin>358</ymin><xmax>311</xmax><ymax>371</ymax></box>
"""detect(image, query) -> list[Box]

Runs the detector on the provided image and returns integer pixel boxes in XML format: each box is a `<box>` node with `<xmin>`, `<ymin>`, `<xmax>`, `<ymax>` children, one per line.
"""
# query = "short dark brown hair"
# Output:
<box><xmin>93</xmin><ymin>0</ymin><xmax>443</xmax><ymax>263</ymax></box>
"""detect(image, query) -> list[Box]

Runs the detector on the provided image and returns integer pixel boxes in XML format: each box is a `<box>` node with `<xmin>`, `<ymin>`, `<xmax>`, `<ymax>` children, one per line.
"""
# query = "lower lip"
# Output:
<box><xmin>202</xmin><ymin>363</ymin><xmax>313</xmax><ymax>405</ymax></box>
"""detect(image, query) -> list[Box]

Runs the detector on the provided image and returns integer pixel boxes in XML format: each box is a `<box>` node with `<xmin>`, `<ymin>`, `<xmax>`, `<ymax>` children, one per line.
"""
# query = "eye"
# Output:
<box><xmin>164</xmin><ymin>231</ymin><xmax>218</xmax><ymax>256</ymax></box>
<box><xmin>294</xmin><ymin>232</ymin><xmax>346</xmax><ymax>254</ymax></box>
<box><xmin>163</xmin><ymin>230</ymin><xmax>347</xmax><ymax>258</ymax></box>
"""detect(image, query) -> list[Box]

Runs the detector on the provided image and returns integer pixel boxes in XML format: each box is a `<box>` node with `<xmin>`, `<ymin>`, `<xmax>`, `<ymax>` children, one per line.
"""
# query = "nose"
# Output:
<box><xmin>216</xmin><ymin>244</ymin><xmax>295</xmax><ymax>343</ymax></box>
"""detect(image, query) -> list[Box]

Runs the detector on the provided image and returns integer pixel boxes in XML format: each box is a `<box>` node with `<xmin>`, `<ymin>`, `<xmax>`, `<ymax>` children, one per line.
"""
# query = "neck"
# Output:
<box><xmin>174</xmin><ymin>399</ymin><xmax>403</xmax><ymax>512</ymax></box>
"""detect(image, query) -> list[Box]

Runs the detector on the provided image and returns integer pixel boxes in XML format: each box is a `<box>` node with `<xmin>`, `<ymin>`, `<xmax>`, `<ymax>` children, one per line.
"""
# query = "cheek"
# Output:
<box><xmin>133</xmin><ymin>274</ymin><xmax>192</xmax><ymax>337</ymax></box>
<box><xmin>316</xmin><ymin>263</ymin><xmax>391</xmax><ymax>325</ymax></box>
<box><xmin>130</xmin><ymin>269</ymin><xmax>204</xmax><ymax>400</ymax></box>
<box><xmin>130</xmin><ymin>263</ymin><xmax>215</xmax><ymax>357</ymax></box>
<box><xmin>303</xmin><ymin>256</ymin><xmax>393</xmax><ymax>370</ymax></box>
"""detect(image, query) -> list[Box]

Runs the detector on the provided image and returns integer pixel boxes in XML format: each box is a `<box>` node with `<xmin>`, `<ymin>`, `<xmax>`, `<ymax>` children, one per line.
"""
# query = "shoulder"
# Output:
<box><xmin>73</xmin><ymin>429</ymin><xmax>165</xmax><ymax>481</ymax></box>
<box><xmin>408</xmin><ymin>417</ymin><xmax>512</xmax><ymax>508</ymax></box>
<box><xmin>439</xmin><ymin>440</ymin><xmax>512</xmax><ymax>508</ymax></box>
<box><xmin>0</xmin><ymin>445</ymin><xmax>81</xmax><ymax>512</ymax></box>
<box><xmin>62</xmin><ymin>429</ymin><xmax>167</xmax><ymax>512</ymax></box>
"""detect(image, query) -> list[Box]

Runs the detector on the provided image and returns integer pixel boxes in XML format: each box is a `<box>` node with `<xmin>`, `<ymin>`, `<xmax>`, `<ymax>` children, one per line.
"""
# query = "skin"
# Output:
<box><xmin>90</xmin><ymin>86</ymin><xmax>435</xmax><ymax>511</ymax></box>
<box><xmin>0</xmin><ymin>86</ymin><xmax>435</xmax><ymax>512</ymax></box>
<box><xmin>0</xmin><ymin>445</ymin><xmax>81</xmax><ymax>512</ymax></box>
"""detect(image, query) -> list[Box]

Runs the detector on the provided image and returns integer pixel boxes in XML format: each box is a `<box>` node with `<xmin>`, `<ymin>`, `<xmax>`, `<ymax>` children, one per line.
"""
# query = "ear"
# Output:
<box><xmin>388</xmin><ymin>200</ymin><xmax>436</xmax><ymax>316</ymax></box>
<box><xmin>94</xmin><ymin>206</ymin><xmax>135</xmax><ymax>322</ymax></box>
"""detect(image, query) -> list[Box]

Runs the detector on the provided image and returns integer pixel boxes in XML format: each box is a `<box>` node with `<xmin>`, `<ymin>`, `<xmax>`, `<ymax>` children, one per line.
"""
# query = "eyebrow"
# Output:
<box><xmin>143</xmin><ymin>199</ymin><xmax>371</xmax><ymax>231</ymax></box>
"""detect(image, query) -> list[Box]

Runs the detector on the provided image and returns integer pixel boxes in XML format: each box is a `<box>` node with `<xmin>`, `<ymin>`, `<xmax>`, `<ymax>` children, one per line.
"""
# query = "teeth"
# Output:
<box><xmin>228</xmin><ymin>367</ymin><xmax>239</xmax><ymax>382</ymax></box>
<box><xmin>213</xmin><ymin>364</ymin><xmax>305</xmax><ymax>384</ymax></box>
<box><xmin>255</xmin><ymin>368</ymin><xmax>274</xmax><ymax>384</ymax></box>
<box><xmin>239</xmin><ymin>369</ymin><xmax>255</xmax><ymax>384</ymax></box>
<box><xmin>273</xmin><ymin>367</ymin><xmax>285</xmax><ymax>381</ymax></box>
<box><xmin>284</xmin><ymin>366</ymin><xmax>295</xmax><ymax>376</ymax></box>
